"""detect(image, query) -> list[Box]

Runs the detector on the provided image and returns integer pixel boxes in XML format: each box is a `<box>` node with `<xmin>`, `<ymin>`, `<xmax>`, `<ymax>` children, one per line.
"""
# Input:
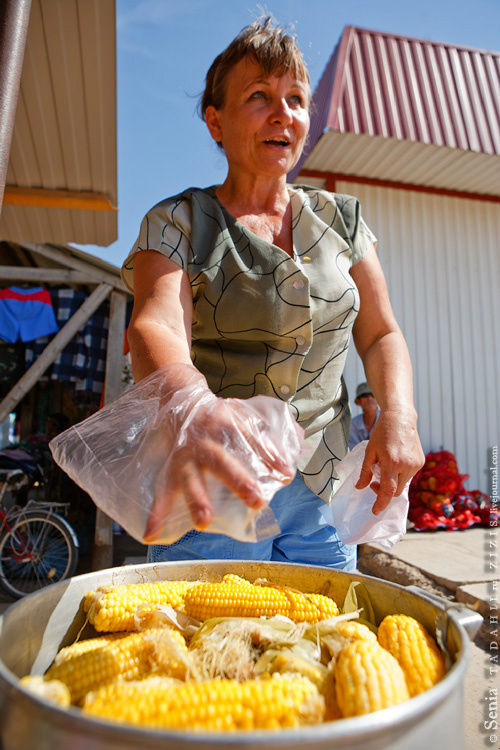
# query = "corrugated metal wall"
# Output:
<box><xmin>1</xmin><ymin>0</ymin><xmax>117</xmax><ymax>245</ymax></box>
<box><xmin>340</xmin><ymin>181</ymin><xmax>499</xmax><ymax>492</ymax></box>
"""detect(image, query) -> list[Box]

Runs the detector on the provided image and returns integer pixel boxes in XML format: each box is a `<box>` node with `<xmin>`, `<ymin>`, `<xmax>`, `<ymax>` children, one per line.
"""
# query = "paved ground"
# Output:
<box><xmin>357</xmin><ymin>526</ymin><xmax>499</xmax><ymax>750</ymax></box>
<box><xmin>0</xmin><ymin>525</ymin><xmax>497</xmax><ymax>749</ymax></box>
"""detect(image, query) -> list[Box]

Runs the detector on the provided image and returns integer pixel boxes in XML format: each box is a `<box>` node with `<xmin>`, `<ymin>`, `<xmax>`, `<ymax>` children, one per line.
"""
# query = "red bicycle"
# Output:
<box><xmin>0</xmin><ymin>463</ymin><xmax>79</xmax><ymax>599</ymax></box>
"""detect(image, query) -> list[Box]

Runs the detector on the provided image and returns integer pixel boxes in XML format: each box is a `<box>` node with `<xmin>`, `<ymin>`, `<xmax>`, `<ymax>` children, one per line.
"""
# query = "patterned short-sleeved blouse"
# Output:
<box><xmin>122</xmin><ymin>184</ymin><xmax>376</xmax><ymax>503</ymax></box>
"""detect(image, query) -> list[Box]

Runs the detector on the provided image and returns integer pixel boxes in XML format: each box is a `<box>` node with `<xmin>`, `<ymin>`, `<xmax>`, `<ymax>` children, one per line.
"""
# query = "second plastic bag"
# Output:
<box><xmin>327</xmin><ymin>441</ymin><xmax>409</xmax><ymax>549</ymax></box>
<box><xmin>49</xmin><ymin>364</ymin><xmax>305</xmax><ymax>545</ymax></box>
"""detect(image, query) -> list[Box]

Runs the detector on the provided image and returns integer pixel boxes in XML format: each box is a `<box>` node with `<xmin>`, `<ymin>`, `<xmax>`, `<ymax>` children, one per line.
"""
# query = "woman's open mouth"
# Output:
<box><xmin>263</xmin><ymin>137</ymin><xmax>291</xmax><ymax>148</ymax></box>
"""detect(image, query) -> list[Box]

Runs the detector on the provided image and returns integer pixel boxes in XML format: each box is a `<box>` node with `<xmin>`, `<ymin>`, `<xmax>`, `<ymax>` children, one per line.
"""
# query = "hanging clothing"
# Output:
<box><xmin>0</xmin><ymin>287</ymin><xmax>59</xmax><ymax>343</ymax></box>
<box><xmin>25</xmin><ymin>288</ymin><xmax>133</xmax><ymax>395</ymax></box>
<box><xmin>25</xmin><ymin>288</ymin><xmax>109</xmax><ymax>394</ymax></box>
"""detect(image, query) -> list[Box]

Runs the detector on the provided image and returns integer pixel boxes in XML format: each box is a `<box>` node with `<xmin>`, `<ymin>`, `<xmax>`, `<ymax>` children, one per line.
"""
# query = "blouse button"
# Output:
<box><xmin>280</xmin><ymin>385</ymin><xmax>291</xmax><ymax>395</ymax></box>
<box><xmin>296</xmin><ymin>335</ymin><xmax>305</xmax><ymax>346</ymax></box>
<box><xmin>293</xmin><ymin>279</ymin><xmax>304</xmax><ymax>290</ymax></box>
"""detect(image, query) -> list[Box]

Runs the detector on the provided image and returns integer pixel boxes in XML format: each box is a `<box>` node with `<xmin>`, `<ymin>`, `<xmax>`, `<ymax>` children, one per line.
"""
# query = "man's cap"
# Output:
<box><xmin>355</xmin><ymin>382</ymin><xmax>373</xmax><ymax>402</ymax></box>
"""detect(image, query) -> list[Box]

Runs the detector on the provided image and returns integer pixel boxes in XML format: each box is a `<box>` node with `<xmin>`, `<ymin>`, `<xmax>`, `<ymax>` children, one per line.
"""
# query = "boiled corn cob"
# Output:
<box><xmin>84</xmin><ymin>581</ymin><xmax>193</xmax><ymax>632</ymax></box>
<box><xmin>50</xmin><ymin>632</ymin><xmax>127</xmax><ymax>664</ymax></box>
<box><xmin>184</xmin><ymin>581</ymin><xmax>339</xmax><ymax>623</ymax></box>
<box><xmin>45</xmin><ymin>627</ymin><xmax>188</xmax><ymax>705</ymax></box>
<box><xmin>19</xmin><ymin>675</ymin><xmax>71</xmax><ymax>707</ymax></box>
<box><xmin>377</xmin><ymin>614</ymin><xmax>445</xmax><ymax>697</ymax></box>
<box><xmin>334</xmin><ymin>640</ymin><xmax>409</xmax><ymax>717</ymax></box>
<box><xmin>82</xmin><ymin>676</ymin><xmax>325</xmax><ymax>730</ymax></box>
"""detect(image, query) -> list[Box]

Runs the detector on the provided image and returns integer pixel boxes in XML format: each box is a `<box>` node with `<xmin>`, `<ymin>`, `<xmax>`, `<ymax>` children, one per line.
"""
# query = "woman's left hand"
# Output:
<box><xmin>355</xmin><ymin>407</ymin><xmax>425</xmax><ymax>514</ymax></box>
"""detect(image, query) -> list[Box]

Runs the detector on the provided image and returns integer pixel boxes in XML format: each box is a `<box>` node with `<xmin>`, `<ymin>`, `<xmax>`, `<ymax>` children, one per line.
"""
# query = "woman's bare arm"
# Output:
<box><xmin>350</xmin><ymin>244</ymin><xmax>425</xmax><ymax>513</ymax></box>
<box><xmin>127</xmin><ymin>250</ymin><xmax>194</xmax><ymax>384</ymax></box>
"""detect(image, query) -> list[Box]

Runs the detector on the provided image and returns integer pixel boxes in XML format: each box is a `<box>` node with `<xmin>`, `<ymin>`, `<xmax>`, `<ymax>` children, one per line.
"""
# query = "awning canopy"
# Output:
<box><xmin>293</xmin><ymin>26</ymin><xmax>500</xmax><ymax>196</ymax></box>
<box><xmin>0</xmin><ymin>0</ymin><xmax>117</xmax><ymax>246</ymax></box>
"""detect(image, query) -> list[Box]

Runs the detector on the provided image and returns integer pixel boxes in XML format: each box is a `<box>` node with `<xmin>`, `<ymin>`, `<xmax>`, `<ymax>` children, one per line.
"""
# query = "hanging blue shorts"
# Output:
<box><xmin>147</xmin><ymin>472</ymin><xmax>356</xmax><ymax>571</ymax></box>
<box><xmin>0</xmin><ymin>287</ymin><xmax>59</xmax><ymax>343</ymax></box>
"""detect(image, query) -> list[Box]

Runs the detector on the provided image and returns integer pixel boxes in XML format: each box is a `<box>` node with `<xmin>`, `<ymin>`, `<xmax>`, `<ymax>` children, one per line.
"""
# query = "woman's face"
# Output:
<box><xmin>205</xmin><ymin>57</ymin><xmax>310</xmax><ymax>180</ymax></box>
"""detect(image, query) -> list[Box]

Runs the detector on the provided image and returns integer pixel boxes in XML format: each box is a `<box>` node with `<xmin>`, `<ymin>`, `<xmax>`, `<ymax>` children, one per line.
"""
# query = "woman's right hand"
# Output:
<box><xmin>143</xmin><ymin>387</ymin><xmax>297</xmax><ymax>542</ymax></box>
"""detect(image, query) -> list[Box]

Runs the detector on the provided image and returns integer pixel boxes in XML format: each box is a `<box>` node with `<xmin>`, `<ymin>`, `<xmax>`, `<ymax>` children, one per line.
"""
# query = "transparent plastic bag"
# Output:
<box><xmin>49</xmin><ymin>364</ymin><xmax>304</xmax><ymax>545</ymax></box>
<box><xmin>327</xmin><ymin>441</ymin><xmax>409</xmax><ymax>549</ymax></box>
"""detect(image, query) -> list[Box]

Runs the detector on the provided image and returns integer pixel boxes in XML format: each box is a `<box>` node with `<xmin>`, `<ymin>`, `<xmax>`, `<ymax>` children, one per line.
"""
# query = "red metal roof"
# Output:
<box><xmin>302</xmin><ymin>26</ymin><xmax>500</xmax><ymax>161</ymax></box>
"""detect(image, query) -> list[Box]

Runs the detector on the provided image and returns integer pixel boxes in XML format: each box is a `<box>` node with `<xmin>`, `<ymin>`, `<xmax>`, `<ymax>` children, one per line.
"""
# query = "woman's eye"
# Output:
<box><xmin>249</xmin><ymin>90</ymin><xmax>266</xmax><ymax>100</ymax></box>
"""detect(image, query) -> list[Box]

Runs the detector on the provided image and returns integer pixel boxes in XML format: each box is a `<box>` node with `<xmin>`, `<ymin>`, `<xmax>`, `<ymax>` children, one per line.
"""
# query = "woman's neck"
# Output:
<box><xmin>215</xmin><ymin>174</ymin><xmax>294</xmax><ymax>256</ymax></box>
<box><xmin>216</xmin><ymin>173</ymin><xmax>290</xmax><ymax>217</ymax></box>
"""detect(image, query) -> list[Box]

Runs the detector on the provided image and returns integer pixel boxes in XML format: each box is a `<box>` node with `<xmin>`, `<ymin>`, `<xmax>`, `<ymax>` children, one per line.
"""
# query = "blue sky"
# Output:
<box><xmin>75</xmin><ymin>0</ymin><xmax>500</xmax><ymax>268</ymax></box>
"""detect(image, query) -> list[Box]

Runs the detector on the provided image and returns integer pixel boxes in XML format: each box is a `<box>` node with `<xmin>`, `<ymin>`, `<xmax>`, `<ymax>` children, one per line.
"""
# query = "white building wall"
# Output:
<box><xmin>338</xmin><ymin>181</ymin><xmax>499</xmax><ymax>493</ymax></box>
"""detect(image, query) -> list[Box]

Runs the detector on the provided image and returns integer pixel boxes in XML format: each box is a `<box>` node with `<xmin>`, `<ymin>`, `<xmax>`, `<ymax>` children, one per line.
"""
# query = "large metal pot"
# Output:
<box><xmin>0</xmin><ymin>561</ymin><xmax>482</xmax><ymax>750</ymax></box>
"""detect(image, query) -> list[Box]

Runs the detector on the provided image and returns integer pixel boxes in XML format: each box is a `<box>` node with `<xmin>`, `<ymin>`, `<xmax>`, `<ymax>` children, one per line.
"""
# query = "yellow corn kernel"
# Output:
<box><xmin>19</xmin><ymin>675</ymin><xmax>71</xmax><ymax>707</ymax></box>
<box><xmin>306</xmin><ymin>593</ymin><xmax>340</xmax><ymax>620</ymax></box>
<box><xmin>83</xmin><ymin>676</ymin><xmax>324</xmax><ymax>730</ymax></box>
<box><xmin>377</xmin><ymin>614</ymin><xmax>446</xmax><ymax>697</ymax></box>
<box><xmin>45</xmin><ymin>628</ymin><xmax>187</xmax><ymax>705</ymax></box>
<box><xmin>221</xmin><ymin>574</ymin><xmax>254</xmax><ymax>586</ymax></box>
<box><xmin>334</xmin><ymin>640</ymin><xmax>409</xmax><ymax>717</ymax></box>
<box><xmin>83</xmin><ymin>581</ymin><xmax>193</xmax><ymax>631</ymax></box>
<box><xmin>184</xmin><ymin>581</ymin><xmax>338</xmax><ymax>623</ymax></box>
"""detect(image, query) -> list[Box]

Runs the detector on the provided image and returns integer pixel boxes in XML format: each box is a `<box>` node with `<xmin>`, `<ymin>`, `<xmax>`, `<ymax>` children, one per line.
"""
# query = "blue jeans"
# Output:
<box><xmin>147</xmin><ymin>472</ymin><xmax>356</xmax><ymax>571</ymax></box>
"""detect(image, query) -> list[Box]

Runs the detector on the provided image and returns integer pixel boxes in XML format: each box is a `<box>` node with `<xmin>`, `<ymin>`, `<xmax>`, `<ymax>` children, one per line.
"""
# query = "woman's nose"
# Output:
<box><xmin>270</xmin><ymin>97</ymin><xmax>293</xmax><ymax>124</ymax></box>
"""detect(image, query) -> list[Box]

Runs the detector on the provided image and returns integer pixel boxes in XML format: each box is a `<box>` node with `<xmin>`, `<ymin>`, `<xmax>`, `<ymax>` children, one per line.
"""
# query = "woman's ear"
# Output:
<box><xmin>204</xmin><ymin>105</ymin><xmax>223</xmax><ymax>144</ymax></box>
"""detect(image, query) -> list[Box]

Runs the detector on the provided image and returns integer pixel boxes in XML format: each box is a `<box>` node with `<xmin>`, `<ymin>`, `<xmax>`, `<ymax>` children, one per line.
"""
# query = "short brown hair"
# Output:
<box><xmin>200</xmin><ymin>17</ymin><xmax>310</xmax><ymax>119</ymax></box>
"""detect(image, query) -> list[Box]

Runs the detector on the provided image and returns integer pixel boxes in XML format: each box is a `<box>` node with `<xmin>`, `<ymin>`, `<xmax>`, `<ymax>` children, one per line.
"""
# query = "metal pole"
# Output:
<box><xmin>0</xmin><ymin>0</ymin><xmax>32</xmax><ymax>213</ymax></box>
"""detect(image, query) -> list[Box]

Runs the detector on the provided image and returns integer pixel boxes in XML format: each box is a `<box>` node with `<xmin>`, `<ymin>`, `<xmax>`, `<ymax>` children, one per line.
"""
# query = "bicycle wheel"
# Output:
<box><xmin>0</xmin><ymin>511</ymin><xmax>79</xmax><ymax>599</ymax></box>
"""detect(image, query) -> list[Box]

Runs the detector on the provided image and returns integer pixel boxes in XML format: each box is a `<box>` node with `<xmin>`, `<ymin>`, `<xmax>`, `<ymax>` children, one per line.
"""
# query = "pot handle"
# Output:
<box><xmin>405</xmin><ymin>585</ymin><xmax>483</xmax><ymax>640</ymax></box>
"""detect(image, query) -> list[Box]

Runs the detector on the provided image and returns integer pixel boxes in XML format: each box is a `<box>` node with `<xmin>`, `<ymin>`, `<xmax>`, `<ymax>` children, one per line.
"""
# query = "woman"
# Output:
<box><xmin>122</xmin><ymin>19</ymin><xmax>424</xmax><ymax>570</ymax></box>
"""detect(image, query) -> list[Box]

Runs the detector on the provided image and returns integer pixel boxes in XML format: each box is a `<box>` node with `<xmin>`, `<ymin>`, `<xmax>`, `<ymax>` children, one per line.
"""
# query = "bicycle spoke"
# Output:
<box><xmin>28</xmin><ymin>517</ymin><xmax>50</xmax><ymax>552</ymax></box>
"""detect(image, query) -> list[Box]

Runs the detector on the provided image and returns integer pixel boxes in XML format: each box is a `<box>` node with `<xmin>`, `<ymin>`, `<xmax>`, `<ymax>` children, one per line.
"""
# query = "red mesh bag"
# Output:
<box><xmin>408</xmin><ymin>449</ymin><xmax>488</xmax><ymax>532</ymax></box>
<box><xmin>423</xmin><ymin>451</ymin><xmax>459</xmax><ymax>473</ymax></box>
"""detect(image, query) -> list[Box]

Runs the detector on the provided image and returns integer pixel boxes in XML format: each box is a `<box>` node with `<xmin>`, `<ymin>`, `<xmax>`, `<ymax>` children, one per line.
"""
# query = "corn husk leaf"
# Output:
<box><xmin>254</xmin><ymin>639</ymin><xmax>323</xmax><ymax>676</ymax></box>
<box><xmin>265</xmin><ymin>651</ymin><xmax>328</xmax><ymax>687</ymax></box>
<box><xmin>134</xmin><ymin>604</ymin><xmax>200</xmax><ymax>638</ymax></box>
<box><xmin>341</xmin><ymin>583</ymin><xmax>378</xmax><ymax>633</ymax></box>
<box><xmin>141</xmin><ymin>627</ymin><xmax>199</xmax><ymax>680</ymax></box>
<box><xmin>188</xmin><ymin>616</ymin><xmax>310</xmax><ymax>681</ymax></box>
<box><xmin>190</xmin><ymin>616</ymin><xmax>303</xmax><ymax>647</ymax></box>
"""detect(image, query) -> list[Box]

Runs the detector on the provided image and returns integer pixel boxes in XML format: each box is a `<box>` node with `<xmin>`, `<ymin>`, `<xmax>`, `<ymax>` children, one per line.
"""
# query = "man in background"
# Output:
<box><xmin>349</xmin><ymin>382</ymin><xmax>380</xmax><ymax>449</ymax></box>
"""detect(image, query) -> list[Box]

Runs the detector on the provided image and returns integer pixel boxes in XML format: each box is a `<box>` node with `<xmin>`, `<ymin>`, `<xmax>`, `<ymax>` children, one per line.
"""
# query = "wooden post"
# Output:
<box><xmin>91</xmin><ymin>291</ymin><xmax>127</xmax><ymax>571</ymax></box>
<box><xmin>0</xmin><ymin>283</ymin><xmax>112</xmax><ymax>423</ymax></box>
